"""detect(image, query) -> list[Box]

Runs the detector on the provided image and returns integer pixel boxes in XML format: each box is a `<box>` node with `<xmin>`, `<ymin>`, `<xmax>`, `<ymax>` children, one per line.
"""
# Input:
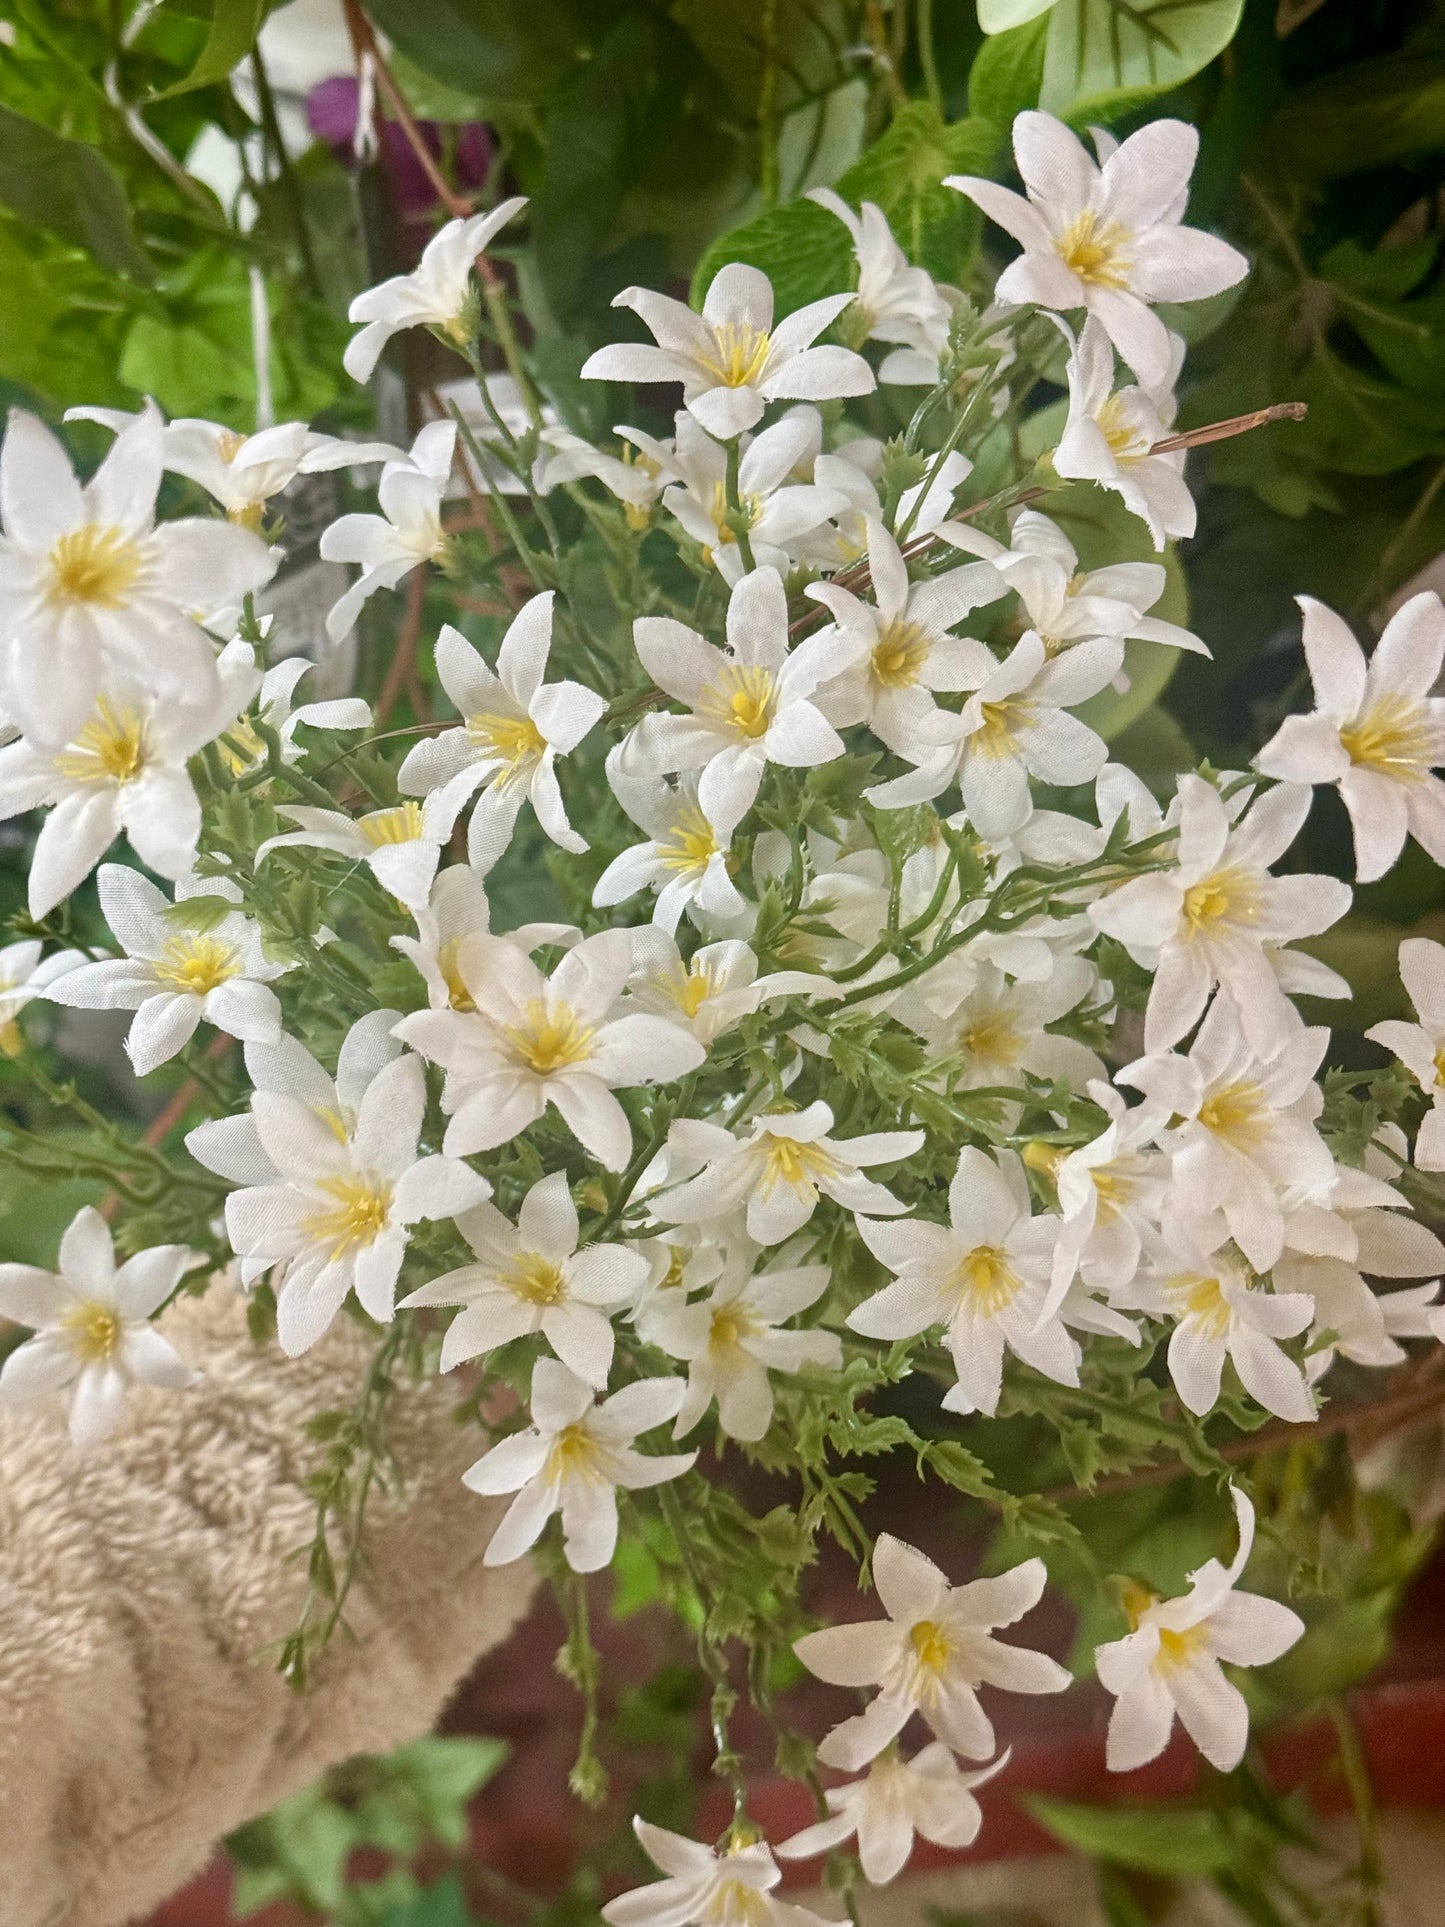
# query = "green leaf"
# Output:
<box><xmin>151</xmin><ymin>0</ymin><xmax>270</xmax><ymax>101</ymax></box>
<box><xmin>1039</xmin><ymin>0</ymin><xmax>1244</xmax><ymax>122</ymax></box>
<box><xmin>968</xmin><ymin>16</ymin><xmax>1049</xmax><ymax>124</ymax></box>
<box><xmin>363</xmin><ymin>0</ymin><xmax>597</xmax><ymax>106</ymax></box>
<box><xmin>379</xmin><ymin>1875</ymin><xmax>479</xmax><ymax>1927</ymax></box>
<box><xmin>163</xmin><ymin>892</ymin><xmax>233</xmax><ymax>934</ymax></box>
<box><xmin>691</xmin><ymin>199</ymin><xmax>854</xmax><ymax>318</ymax></box>
<box><xmin>1028</xmin><ymin>1795</ymin><xmax>1237</xmax><ymax>1875</ymax></box>
<box><xmin>1267</xmin><ymin>56</ymin><xmax>1445</xmax><ymax>179</ymax></box>
<box><xmin>0</xmin><ymin>103</ymin><xmax>150</xmax><ymax>280</ymax></box>
<box><xmin>836</xmin><ymin>104</ymin><xmax>1002</xmax><ymax>281</ymax></box>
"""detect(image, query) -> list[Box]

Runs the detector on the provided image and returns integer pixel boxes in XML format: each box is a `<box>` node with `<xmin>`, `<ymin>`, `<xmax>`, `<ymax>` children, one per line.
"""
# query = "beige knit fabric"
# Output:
<box><xmin>0</xmin><ymin>1285</ymin><xmax>537</xmax><ymax>1927</ymax></box>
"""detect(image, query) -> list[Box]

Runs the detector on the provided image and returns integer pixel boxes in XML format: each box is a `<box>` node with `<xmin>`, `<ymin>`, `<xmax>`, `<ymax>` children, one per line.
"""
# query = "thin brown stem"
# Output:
<box><xmin>1150</xmin><ymin>401</ymin><xmax>1308</xmax><ymax>454</ymax></box>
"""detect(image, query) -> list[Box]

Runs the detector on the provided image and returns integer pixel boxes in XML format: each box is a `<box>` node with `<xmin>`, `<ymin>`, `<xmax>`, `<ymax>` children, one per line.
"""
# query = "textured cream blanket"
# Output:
<box><xmin>0</xmin><ymin>1286</ymin><xmax>536</xmax><ymax>1927</ymax></box>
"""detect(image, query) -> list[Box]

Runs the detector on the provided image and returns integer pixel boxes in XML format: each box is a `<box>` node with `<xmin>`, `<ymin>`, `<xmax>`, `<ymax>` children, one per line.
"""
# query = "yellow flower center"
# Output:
<box><xmin>656</xmin><ymin>804</ymin><xmax>720</xmax><ymax>877</ymax></box>
<box><xmin>152</xmin><ymin>934</ymin><xmax>241</xmax><ymax>996</ymax></box>
<box><xmin>1157</xmin><ymin>1622</ymin><xmax>1210</xmax><ymax>1669</ymax></box>
<box><xmin>953</xmin><ymin>1244</ymin><xmax>1024</xmax><ymax>1317</ymax></box>
<box><xmin>545</xmin><ymin>1421</ymin><xmax>604</xmax><ymax>1483</ymax></box>
<box><xmin>216</xmin><ymin>429</ymin><xmax>249</xmax><ymax>463</ymax></box>
<box><xmin>504</xmin><ymin>1251</ymin><xmax>566</xmax><ymax>1306</ymax></box>
<box><xmin>709</xmin><ymin>1302</ymin><xmax>759</xmax><ymax>1351</ymax></box>
<box><xmin>503</xmin><ymin>998</ymin><xmax>596</xmax><ymax>1075</ymax></box>
<box><xmin>660</xmin><ymin>1244</ymin><xmax>690</xmax><ymax>1289</ymax></box>
<box><xmin>959</xmin><ymin>1010</ymin><xmax>1025</xmax><ymax>1067</ymax></box>
<box><xmin>229</xmin><ymin>502</ymin><xmax>267</xmax><ymax>533</ymax></box>
<box><xmin>1091</xmin><ymin>1165</ymin><xmax>1130</xmax><ymax>1222</ymax></box>
<box><xmin>0</xmin><ymin>1018</ymin><xmax>22</xmax><ymax>1058</ymax></box>
<box><xmin>1340</xmin><ymin>693</ymin><xmax>1435</xmax><ymax>776</ymax></box>
<box><xmin>700</xmin><ymin>664</ymin><xmax>778</xmax><ymax>741</ymax></box>
<box><xmin>53</xmin><ymin>699</ymin><xmax>148</xmax><ymax>785</ymax></box>
<box><xmin>62</xmin><ymin>1300</ymin><xmax>123</xmax><ymax>1364</ymax></box>
<box><xmin>1433</xmin><ymin>1045</ymin><xmax>1445</xmax><ymax>1093</ymax></box>
<box><xmin>1182</xmin><ymin>864</ymin><xmax>1257</xmax><ymax>932</ymax></box>
<box><xmin>1093</xmin><ymin>393</ymin><xmax>1150</xmax><ymax>461</ymax></box>
<box><xmin>46</xmin><ymin>524</ymin><xmax>144</xmax><ymax>608</ymax></box>
<box><xmin>706</xmin><ymin>479</ymin><xmax>762</xmax><ymax>545</ymax></box>
<box><xmin>700</xmin><ymin>322</ymin><xmax>772</xmax><ymax>389</ymax></box>
<box><xmin>303</xmin><ymin>1175</ymin><xmax>392</xmax><ymax>1258</ymax></box>
<box><xmin>359</xmin><ymin>801</ymin><xmax>424</xmax><ymax>847</ymax></box>
<box><xmin>705</xmin><ymin>1879</ymin><xmax>772</xmax><ymax>1927</ymax></box>
<box><xmin>760</xmin><ymin>1133</ymin><xmax>837</xmax><ymax>1192</ymax></box>
<box><xmin>218</xmin><ymin>715</ymin><xmax>267</xmax><ymax>776</ymax></box>
<box><xmin>437</xmin><ymin>937</ymin><xmax>475</xmax><ymax>1012</ymax></box>
<box><xmin>1196</xmin><ymin>1079</ymin><xmax>1267</xmax><ymax>1147</ymax></box>
<box><xmin>871</xmin><ymin>618</ymin><xmax>932</xmax><ymax>690</ymax></box>
<box><xmin>467</xmin><ymin>709</ymin><xmax>547</xmax><ymax>773</ymax></box>
<box><xmin>974</xmin><ymin>696</ymin><xmax>1030</xmax><ymax>758</ymax></box>
<box><xmin>1172</xmin><ymin>1271</ymin><xmax>1232</xmax><ymax>1339</ymax></box>
<box><xmin>908</xmin><ymin>1618</ymin><xmax>953</xmax><ymax>1674</ymax></box>
<box><xmin>1056</xmin><ymin>210</ymin><xmax>1131</xmax><ymax>289</ymax></box>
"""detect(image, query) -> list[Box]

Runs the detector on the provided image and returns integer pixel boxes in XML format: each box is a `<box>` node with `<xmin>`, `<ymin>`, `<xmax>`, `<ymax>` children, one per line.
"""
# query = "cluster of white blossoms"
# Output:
<box><xmin>2</xmin><ymin>104</ymin><xmax>1443</xmax><ymax>1903</ymax></box>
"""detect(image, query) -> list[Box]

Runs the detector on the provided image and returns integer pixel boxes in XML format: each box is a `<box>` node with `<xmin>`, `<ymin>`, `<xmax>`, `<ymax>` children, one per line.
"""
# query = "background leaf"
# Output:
<box><xmin>0</xmin><ymin>103</ymin><xmax>151</xmax><ymax>280</ymax></box>
<box><xmin>1040</xmin><ymin>0</ymin><xmax>1245</xmax><ymax>121</ymax></box>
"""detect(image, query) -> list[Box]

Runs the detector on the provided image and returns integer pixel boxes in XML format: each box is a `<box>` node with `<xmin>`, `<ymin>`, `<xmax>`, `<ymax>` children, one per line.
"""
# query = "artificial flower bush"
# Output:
<box><xmin>1</xmin><ymin>101</ymin><xmax>1443</xmax><ymax>1914</ymax></box>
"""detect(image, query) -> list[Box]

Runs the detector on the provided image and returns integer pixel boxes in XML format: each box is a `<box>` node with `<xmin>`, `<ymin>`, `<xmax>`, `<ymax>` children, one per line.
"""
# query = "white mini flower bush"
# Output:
<box><xmin>3</xmin><ymin>103</ymin><xmax>1445</xmax><ymax>1907</ymax></box>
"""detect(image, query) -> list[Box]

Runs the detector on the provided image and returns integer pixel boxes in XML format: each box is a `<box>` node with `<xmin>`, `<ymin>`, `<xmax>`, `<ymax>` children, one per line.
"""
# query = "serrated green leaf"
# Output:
<box><xmin>1040</xmin><ymin>0</ymin><xmax>1244</xmax><ymax>122</ymax></box>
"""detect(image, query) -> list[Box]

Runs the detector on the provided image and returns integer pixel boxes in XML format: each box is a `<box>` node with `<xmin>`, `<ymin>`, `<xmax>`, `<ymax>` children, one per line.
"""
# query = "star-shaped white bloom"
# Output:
<box><xmin>0</xmin><ymin>654</ymin><xmax>261</xmax><ymax>918</ymax></box>
<box><xmin>1120</xmin><ymin>1226</ymin><xmax>1315</xmax><ymax>1422</ymax></box>
<box><xmin>802</xmin><ymin>436</ymin><xmax>971</xmax><ymax>573</ymax></box>
<box><xmin>399</xmin><ymin>1171</ymin><xmax>646</xmax><ymax>1384</ymax></box>
<box><xmin>1050</xmin><ymin>1082</ymin><xmax>1169</xmax><ymax>1300</ymax></box>
<box><xmin>343</xmin><ymin>198</ymin><xmax>527</xmax><ymax>382</ymax></box>
<box><xmin>581</xmin><ymin>261</ymin><xmax>874</xmax><ymax>440</ymax></box>
<box><xmin>656</xmin><ymin>1100</ymin><xmax>923</xmax><ymax>1247</ymax></box>
<box><xmin>214</xmin><ymin>639</ymin><xmax>373</xmax><ymax>775</ymax></box>
<box><xmin>397</xmin><ymin>596</ymin><xmax>606</xmax><ymax>873</ymax></box>
<box><xmin>624</xmin><ymin>929</ymin><xmax>825</xmax><ymax>1047</ymax></box>
<box><xmin>594</xmin><ymin>766</ymin><xmax>746</xmax><ymax>936</ymax></box>
<box><xmin>1257</xmin><ymin>593</ymin><xmax>1445</xmax><ymax>882</ymax></box>
<box><xmin>1053</xmin><ymin>316</ymin><xmax>1193</xmax><ymax>550</ymax></box>
<box><xmin>602</xmin><ymin>1818</ymin><xmax>834</xmax><ymax>1927</ymax></box>
<box><xmin>1368</xmin><ymin>937</ymin><xmax>1445</xmax><ymax>1170</ymax></box>
<box><xmin>806</xmin><ymin>517</ymin><xmax>1004</xmax><ymax>738</ymax></box>
<box><xmin>464</xmin><ymin>1359</ymin><xmax>696</xmax><ymax>1572</ymax></box>
<box><xmin>319</xmin><ymin>422</ymin><xmax>457</xmax><ymax>642</ymax></box>
<box><xmin>776</xmin><ymin>1742</ymin><xmax>1008</xmax><ymax>1885</ymax></box>
<box><xmin>896</xmin><ymin>954</ymin><xmax>1105</xmax><ymax>1111</ymax></box>
<box><xmin>43</xmin><ymin>864</ymin><xmax>290</xmax><ymax>1076</ymax></box>
<box><xmin>809</xmin><ymin>188</ymin><xmax>956</xmax><ymax>385</ymax></box>
<box><xmin>533</xmin><ymin>421</ymin><xmax>667</xmax><ymax>519</ymax></box>
<box><xmin>394</xmin><ymin>929</ymin><xmax>705</xmax><ymax>1172</ymax></box>
<box><xmin>1096</xmin><ymin>1488</ymin><xmax>1304</xmax><ymax>1773</ymax></box>
<box><xmin>850</xmin><ymin>1147</ymin><xmax>1077</xmax><ymax>1416</ymax></box>
<box><xmin>648</xmin><ymin>1246</ymin><xmax>840</xmax><ymax>1441</ymax></box>
<box><xmin>621</xmin><ymin>567</ymin><xmax>859</xmax><ymax>831</ymax></box>
<box><xmin>1091</xmin><ymin>775</ymin><xmax>1353</xmax><ymax>1059</ymax></box>
<box><xmin>223</xmin><ymin>1050</ymin><xmax>490</xmax><ymax>1355</ymax></box>
<box><xmin>865</xmin><ymin>629</ymin><xmax>1115</xmax><ymax>835</ymax></box>
<box><xmin>1121</xmin><ymin>999</ymin><xmax>1334</xmax><ymax>1274</ymax></box>
<box><xmin>257</xmin><ymin>788</ymin><xmax>457</xmax><ymax>912</ymax></box>
<box><xmin>794</xmin><ymin>1533</ymin><xmax>1070</xmax><ymax>1768</ymax></box>
<box><xmin>67</xmin><ymin>407</ymin><xmax>402</xmax><ymax>525</ymax></box>
<box><xmin>0</xmin><ymin>404</ymin><xmax>275</xmax><ymax>746</ymax></box>
<box><xmin>391</xmin><ymin>862</ymin><xmax>575</xmax><ymax>1014</ymax></box>
<box><xmin>0</xmin><ymin>1206</ymin><xmax>201</xmax><ymax>1449</ymax></box>
<box><xmin>655</xmin><ymin>408</ymin><xmax>848</xmax><ymax>586</ymax></box>
<box><xmin>0</xmin><ymin>937</ymin><xmax>86</xmax><ymax>1055</ymax></box>
<box><xmin>947</xmin><ymin>112</ymin><xmax>1246</xmax><ymax>389</ymax></box>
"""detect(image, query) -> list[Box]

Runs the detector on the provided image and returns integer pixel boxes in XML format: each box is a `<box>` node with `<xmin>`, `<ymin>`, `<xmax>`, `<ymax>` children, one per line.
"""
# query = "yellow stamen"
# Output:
<box><xmin>503</xmin><ymin>998</ymin><xmax>596</xmax><ymax>1075</ymax></box>
<box><xmin>1056</xmin><ymin>210</ymin><xmax>1131</xmax><ymax>289</ymax></box>
<box><xmin>468</xmin><ymin>709</ymin><xmax>547</xmax><ymax>772</ymax></box>
<box><xmin>700</xmin><ymin>322</ymin><xmax>772</xmax><ymax>389</ymax></box>
<box><xmin>974</xmin><ymin>696</ymin><xmax>1030</xmax><ymax>758</ymax></box>
<box><xmin>709</xmin><ymin>1302</ymin><xmax>758</xmax><ymax>1350</ymax></box>
<box><xmin>1182</xmin><ymin>865</ymin><xmax>1257</xmax><ymax>932</ymax></box>
<box><xmin>700</xmin><ymin>664</ymin><xmax>778</xmax><ymax>741</ymax></box>
<box><xmin>953</xmin><ymin>1245</ymin><xmax>1024</xmax><ymax>1316</ymax></box>
<box><xmin>1196</xmin><ymin>1080</ymin><xmax>1267</xmax><ymax>1147</ymax></box>
<box><xmin>706</xmin><ymin>1880</ymin><xmax>772</xmax><ymax>1927</ymax></box>
<box><xmin>908</xmin><ymin>1618</ymin><xmax>953</xmax><ymax>1673</ymax></box>
<box><xmin>152</xmin><ymin>934</ymin><xmax>240</xmax><ymax>996</ymax></box>
<box><xmin>1093</xmin><ymin>393</ymin><xmax>1150</xmax><ymax>461</ymax></box>
<box><xmin>46</xmin><ymin>524</ymin><xmax>143</xmax><ymax>608</ymax></box>
<box><xmin>545</xmin><ymin>1421</ymin><xmax>603</xmax><ymax>1483</ymax></box>
<box><xmin>303</xmin><ymin>1175</ymin><xmax>391</xmax><ymax>1258</ymax></box>
<box><xmin>359</xmin><ymin>801</ymin><xmax>424</xmax><ymax>847</ymax></box>
<box><xmin>1340</xmin><ymin>693</ymin><xmax>1436</xmax><ymax>776</ymax></box>
<box><xmin>437</xmin><ymin>937</ymin><xmax>475</xmax><ymax>1012</ymax></box>
<box><xmin>1157</xmin><ymin>1622</ymin><xmax>1209</xmax><ymax>1669</ymax></box>
<box><xmin>1173</xmin><ymin>1271</ymin><xmax>1232</xmax><ymax>1339</ymax></box>
<box><xmin>62</xmin><ymin>1300</ymin><xmax>122</xmax><ymax>1364</ymax></box>
<box><xmin>760</xmin><ymin>1134</ymin><xmax>837</xmax><ymax>1192</ymax></box>
<box><xmin>504</xmin><ymin>1251</ymin><xmax>566</xmax><ymax>1306</ymax></box>
<box><xmin>959</xmin><ymin>1010</ymin><xmax>1025</xmax><ymax>1066</ymax></box>
<box><xmin>871</xmin><ymin>619</ymin><xmax>932</xmax><ymax>690</ymax></box>
<box><xmin>656</xmin><ymin>804</ymin><xmax>720</xmax><ymax>877</ymax></box>
<box><xmin>706</xmin><ymin>478</ymin><xmax>762</xmax><ymax>545</ymax></box>
<box><xmin>53</xmin><ymin>698</ymin><xmax>148</xmax><ymax>784</ymax></box>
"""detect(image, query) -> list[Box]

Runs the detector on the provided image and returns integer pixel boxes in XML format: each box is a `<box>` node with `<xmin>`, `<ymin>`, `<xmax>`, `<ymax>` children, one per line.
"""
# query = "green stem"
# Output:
<box><xmin>1328</xmin><ymin>1697</ymin><xmax>1383</xmax><ymax>1926</ymax></box>
<box><xmin>917</xmin><ymin>0</ymin><xmax>942</xmax><ymax>110</ymax></box>
<box><xmin>724</xmin><ymin>438</ymin><xmax>758</xmax><ymax>575</ymax></box>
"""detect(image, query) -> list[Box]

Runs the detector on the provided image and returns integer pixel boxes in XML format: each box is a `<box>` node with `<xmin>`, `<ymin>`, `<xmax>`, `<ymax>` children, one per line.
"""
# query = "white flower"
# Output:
<box><xmin>622</xmin><ymin>567</ymin><xmax>857</xmax><ymax>831</ymax></box>
<box><xmin>1091</xmin><ymin>775</ymin><xmax>1352</xmax><ymax>1059</ymax></box>
<box><xmin>1096</xmin><ymin>1488</ymin><xmax>1304</xmax><ymax>1773</ymax></box>
<box><xmin>533</xmin><ymin>421</ymin><xmax>665</xmax><ymax>518</ymax></box>
<box><xmin>397</xmin><ymin>597</ymin><xmax>605</xmax><ymax>873</ymax></box>
<box><xmin>319</xmin><ymin>422</ymin><xmax>456</xmax><ymax>642</ymax></box>
<box><xmin>582</xmin><ymin>262</ymin><xmax>874</xmax><ymax>440</ymax></box>
<box><xmin>0</xmin><ymin>654</ymin><xmax>261</xmax><ymax>918</ymax></box>
<box><xmin>942</xmin><ymin>506</ymin><xmax>1207</xmax><ymax>664</ymax></box>
<box><xmin>850</xmin><ymin>1147</ymin><xmax>1077</xmax><ymax>1416</ymax></box>
<box><xmin>391</xmin><ymin>863</ymin><xmax>574</xmax><ymax>1013</ymax></box>
<box><xmin>399</xmin><ymin>1172</ymin><xmax>646</xmax><ymax>1384</ymax></box>
<box><xmin>394</xmin><ymin>929</ymin><xmax>704</xmax><ymax>1172</ymax></box>
<box><xmin>0</xmin><ymin>937</ymin><xmax>86</xmax><ymax>1055</ymax></box>
<box><xmin>658</xmin><ymin>408</ymin><xmax>848</xmax><ymax>587</ymax></box>
<box><xmin>1051</xmin><ymin>1083</ymin><xmax>1168</xmax><ymax>1299</ymax></box>
<box><xmin>947</xmin><ymin>113</ymin><xmax>1246</xmax><ymax>388</ymax></box>
<box><xmin>776</xmin><ymin>1743</ymin><xmax>1007</xmax><ymax>1885</ymax></box>
<box><xmin>624</xmin><ymin>929</ymin><xmax>825</xmax><ymax>1046</ymax></box>
<box><xmin>656</xmin><ymin>1100</ymin><xmax>923</xmax><ymax>1247</ymax></box>
<box><xmin>67</xmin><ymin>408</ymin><xmax>402</xmax><ymax>525</ymax></box>
<box><xmin>648</xmin><ymin>1247</ymin><xmax>840</xmax><ymax>1440</ymax></box>
<box><xmin>343</xmin><ymin>198</ymin><xmax>527</xmax><ymax>382</ymax></box>
<box><xmin>793</xmin><ymin>1533</ymin><xmax>1070</xmax><ymax>1767</ymax></box>
<box><xmin>1257</xmin><ymin>593</ymin><xmax>1445</xmax><ymax>883</ymax></box>
<box><xmin>42</xmin><ymin>865</ymin><xmax>290</xmax><ymax>1076</ymax></box>
<box><xmin>594</xmin><ymin>767</ymin><xmax>746</xmax><ymax>935</ymax></box>
<box><xmin>1121</xmin><ymin>1227</ymin><xmax>1315</xmax><ymax>1422</ymax></box>
<box><xmin>257</xmin><ymin>790</ymin><xmax>456</xmax><ymax>912</ymax></box>
<box><xmin>865</xmin><ymin>629</ymin><xmax>1114</xmax><ymax>835</ymax></box>
<box><xmin>806</xmin><ymin>517</ymin><xmax>1004</xmax><ymax>737</ymax></box>
<box><xmin>602</xmin><ymin>1818</ymin><xmax>833</xmax><ymax>1927</ymax></box>
<box><xmin>0</xmin><ymin>405</ymin><xmax>274</xmax><ymax>746</ymax></box>
<box><xmin>463</xmin><ymin>1359</ymin><xmax>695</xmax><ymax>1571</ymax></box>
<box><xmin>439</xmin><ymin>372</ymin><xmax>555</xmax><ymax>496</ymax></box>
<box><xmin>897</xmin><ymin>955</ymin><xmax>1105</xmax><ymax>1106</ymax></box>
<box><xmin>0</xmin><ymin>1206</ymin><xmax>200</xmax><ymax>1449</ymax></box>
<box><xmin>1120</xmin><ymin>1000</ymin><xmax>1334</xmax><ymax>1274</ymax></box>
<box><xmin>803</xmin><ymin>437</ymin><xmax>971</xmax><ymax>572</ymax></box>
<box><xmin>809</xmin><ymin>189</ymin><xmax>956</xmax><ymax>385</ymax></box>
<box><xmin>1368</xmin><ymin>937</ymin><xmax>1445</xmax><ymax>1170</ymax></box>
<box><xmin>223</xmin><ymin>1050</ymin><xmax>489</xmax><ymax>1355</ymax></box>
<box><xmin>1053</xmin><ymin>317</ymin><xmax>1193</xmax><ymax>550</ymax></box>
<box><xmin>214</xmin><ymin>640</ymin><xmax>373</xmax><ymax>774</ymax></box>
